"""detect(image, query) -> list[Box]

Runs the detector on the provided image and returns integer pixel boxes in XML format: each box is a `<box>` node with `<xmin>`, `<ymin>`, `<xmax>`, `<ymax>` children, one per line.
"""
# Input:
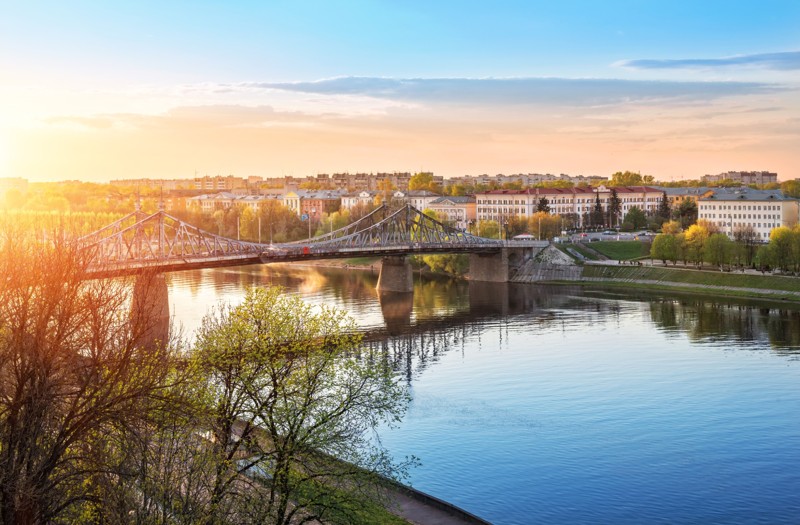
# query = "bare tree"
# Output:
<box><xmin>0</xmin><ymin>230</ymin><xmax>187</xmax><ymax>524</ymax></box>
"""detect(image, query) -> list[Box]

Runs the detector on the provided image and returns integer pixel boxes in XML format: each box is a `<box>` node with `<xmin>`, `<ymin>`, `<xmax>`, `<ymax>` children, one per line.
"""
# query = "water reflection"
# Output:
<box><xmin>168</xmin><ymin>264</ymin><xmax>800</xmax><ymax>362</ymax></box>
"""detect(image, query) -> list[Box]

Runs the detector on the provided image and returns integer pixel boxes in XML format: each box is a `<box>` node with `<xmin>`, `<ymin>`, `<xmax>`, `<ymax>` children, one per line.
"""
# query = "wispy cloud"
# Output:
<box><xmin>617</xmin><ymin>51</ymin><xmax>800</xmax><ymax>71</ymax></box>
<box><xmin>235</xmin><ymin>76</ymin><xmax>784</xmax><ymax>107</ymax></box>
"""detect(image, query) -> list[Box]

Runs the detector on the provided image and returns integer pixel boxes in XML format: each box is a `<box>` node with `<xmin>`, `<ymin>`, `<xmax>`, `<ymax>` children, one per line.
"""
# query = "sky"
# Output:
<box><xmin>1</xmin><ymin>1</ymin><xmax>798</xmax><ymax>183</ymax></box>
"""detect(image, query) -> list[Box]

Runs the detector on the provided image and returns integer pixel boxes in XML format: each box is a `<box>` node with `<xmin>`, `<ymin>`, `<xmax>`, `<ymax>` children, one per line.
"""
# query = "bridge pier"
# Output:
<box><xmin>130</xmin><ymin>271</ymin><xmax>170</xmax><ymax>350</ymax></box>
<box><xmin>469</xmin><ymin>250</ymin><xmax>509</xmax><ymax>282</ymax></box>
<box><xmin>376</xmin><ymin>256</ymin><xmax>414</xmax><ymax>293</ymax></box>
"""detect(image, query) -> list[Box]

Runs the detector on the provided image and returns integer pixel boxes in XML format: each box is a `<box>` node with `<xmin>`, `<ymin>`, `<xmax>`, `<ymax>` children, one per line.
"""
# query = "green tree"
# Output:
<box><xmin>192</xmin><ymin>287</ymin><xmax>411</xmax><ymax>525</ymax></box>
<box><xmin>536</xmin><ymin>196</ymin><xmax>551</xmax><ymax>213</ymax></box>
<box><xmin>650</xmin><ymin>233</ymin><xmax>678</xmax><ymax>264</ymax></box>
<box><xmin>609</xmin><ymin>171</ymin><xmax>652</xmax><ymax>186</ymax></box>
<box><xmin>592</xmin><ymin>193</ymin><xmax>604</xmax><ymax>227</ymax></box>
<box><xmin>674</xmin><ymin>199</ymin><xmax>698</xmax><ymax>229</ymax></box>
<box><xmin>768</xmin><ymin>226</ymin><xmax>794</xmax><ymax>272</ymax></box>
<box><xmin>622</xmin><ymin>206</ymin><xmax>647</xmax><ymax>231</ymax></box>
<box><xmin>608</xmin><ymin>188</ymin><xmax>621</xmax><ymax>227</ymax></box>
<box><xmin>657</xmin><ymin>193</ymin><xmax>671</xmax><ymax>223</ymax></box>
<box><xmin>705</xmin><ymin>233</ymin><xmax>734</xmax><ymax>268</ymax></box>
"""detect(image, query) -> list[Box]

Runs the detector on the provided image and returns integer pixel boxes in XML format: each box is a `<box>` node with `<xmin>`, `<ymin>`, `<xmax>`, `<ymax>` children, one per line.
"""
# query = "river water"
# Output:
<box><xmin>167</xmin><ymin>264</ymin><xmax>800</xmax><ymax>525</ymax></box>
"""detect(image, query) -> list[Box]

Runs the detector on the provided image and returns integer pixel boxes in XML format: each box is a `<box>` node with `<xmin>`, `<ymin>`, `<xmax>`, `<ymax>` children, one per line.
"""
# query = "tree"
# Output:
<box><xmin>622</xmin><ymin>206</ymin><xmax>647</xmax><ymax>231</ymax></box>
<box><xmin>608</xmin><ymin>188</ymin><xmax>621</xmax><ymax>227</ymax></box>
<box><xmin>408</xmin><ymin>172</ymin><xmax>440</xmax><ymax>193</ymax></box>
<box><xmin>0</xmin><ymin>232</ymin><xmax>186</xmax><ymax>524</ymax></box>
<box><xmin>650</xmin><ymin>233</ymin><xmax>678</xmax><ymax>265</ymax></box>
<box><xmin>674</xmin><ymin>199</ymin><xmax>698</xmax><ymax>229</ymax></box>
<box><xmin>592</xmin><ymin>193</ymin><xmax>605</xmax><ymax>228</ymax></box>
<box><xmin>192</xmin><ymin>287</ymin><xmax>411</xmax><ymax>525</ymax></box>
<box><xmin>657</xmin><ymin>193</ymin><xmax>671</xmax><ymax>223</ymax></box>
<box><xmin>733</xmin><ymin>224</ymin><xmax>759</xmax><ymax>267</ymax></box>
<box><xmin>661</xmin><ymin>220</ymin><xmax>682</xmax><ymax>235</ymax></box>
<box><xmin>768</xmin><ymin>226</ymin><xmax>794</xmax><ymax>272</ymax></box>
<box><xmin>683</xmin><ymin>223</ymin><xmax>710</xmax><ymax>266</ymax></box>
<box><xmin>609</xmin><ymin>171</ymin><xmax>652</xmax><ymax>186</ymax></box>
<box><xmin>536</xmin><ymin>197</ymin><xmax>551</xmax><ymax>213</ymax></box>
<box><xmin>705</xmin><ymin>233</ymin><xmax>734</xmax><ymax>268</ymax></box>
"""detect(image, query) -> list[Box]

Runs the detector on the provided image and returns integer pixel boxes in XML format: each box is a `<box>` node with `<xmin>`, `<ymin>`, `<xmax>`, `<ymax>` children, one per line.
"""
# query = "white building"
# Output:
<box><xmin>697</xmin><ymin>188</ymin><xmax>799</xmax><ymax>241</ymax></box>
<box><xmin>475</xmin><ymin>186</ymin><xmax>664</xmax><ymax>226</ymax></box>
<box><xmin>341</xmin><ymin>190</ymin><xmax>379</xmax><ymax>210</ymax></box>
<box><xmin>187</xmin><ymin>192</ymin><xmax>280</xmax><ymax>213</ymax></box>
<box><xmin>427</xmin><ymin>196</ymin><xmax>476</xmax><ymax>230</ymax></box>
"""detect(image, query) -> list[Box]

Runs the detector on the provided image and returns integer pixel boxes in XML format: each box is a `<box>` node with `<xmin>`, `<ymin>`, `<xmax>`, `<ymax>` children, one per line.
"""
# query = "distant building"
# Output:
<box><xmin>701</xmin><ymin>171</ymin><xmax>778</xmax><ymax>185</ymax></box>
<box><xmin>283</xmin><ymin>190</ymin><xmax>344</xmax><ymax>220</ymax></box>
<box><xmin>186</xmin><ymin>192</ymin><xmax>280</xmax><ymax>214</ymax></box>
<box><xmin>427</xmin><ymin>196</ymin><xmax>476</xmax><ymax>230</ymax></box>
<box><xmin>475</xmin><ymin>186</ymin><xmax>664</xmax><ymax>226</ymax></box>
<box><xmin>341</xmin><ymin>190</ymin><xmax>379</xmax><ymax>210</ymax></box>
<box><xmin>656</xmin><ymin>187</ymin><xmax>716</xmax><ymax>207</ymax></box>
<box><xmin>446</xmin><ymin>173</ymin><xmax>607</xmax><ymax>188</ymax></box>
<box><xmin>697</xmin><ymin>188</ymin><xmax>798</xmax><ymax>241</ymax></box>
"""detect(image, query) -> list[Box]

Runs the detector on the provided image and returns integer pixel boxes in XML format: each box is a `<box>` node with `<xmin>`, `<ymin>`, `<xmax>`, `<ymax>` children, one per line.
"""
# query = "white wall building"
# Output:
<box><xmin>697</xmin><ymin>188</ymin><xmax>799</xmax><ymax>241</ymax></box>
<box><xmin>475</xmin><ymin>186</ymin><xmax>664</xmax><ymax>226</ymax></box>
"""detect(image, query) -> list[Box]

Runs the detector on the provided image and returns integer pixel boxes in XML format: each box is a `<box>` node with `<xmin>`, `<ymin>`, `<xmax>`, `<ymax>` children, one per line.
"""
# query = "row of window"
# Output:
<box><xmin>702</xmin><ymin>204</ymin><xmax>781</xmax><ymax>211</ymax></box>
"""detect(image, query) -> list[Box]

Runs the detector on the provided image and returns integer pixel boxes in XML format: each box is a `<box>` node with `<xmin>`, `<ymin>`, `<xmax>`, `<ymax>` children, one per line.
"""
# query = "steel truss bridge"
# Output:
<box><xmin>79</xmin><ymin>204</ymin><xmax>506</xmax><ymax>277</ymax></box>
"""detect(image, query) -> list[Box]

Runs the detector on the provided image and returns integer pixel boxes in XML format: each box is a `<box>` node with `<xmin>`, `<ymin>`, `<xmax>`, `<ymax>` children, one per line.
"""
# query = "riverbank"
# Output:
<box><xmin>559</xmin><ymin>263</ymin><xmax>800</xmax><ymax>301</ymax></box>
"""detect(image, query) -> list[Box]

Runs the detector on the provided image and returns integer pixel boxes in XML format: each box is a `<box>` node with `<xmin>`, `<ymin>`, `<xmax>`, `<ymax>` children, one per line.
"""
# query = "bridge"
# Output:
<box><xmin>79</xmin><ymin>203</ymin><xmax>547</xmax><ymax>291</ymax></box>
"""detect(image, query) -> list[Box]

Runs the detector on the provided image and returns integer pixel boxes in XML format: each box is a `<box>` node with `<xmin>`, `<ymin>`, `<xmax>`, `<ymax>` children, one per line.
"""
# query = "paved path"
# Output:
<box><xmin>383</xmin><ymin>484</ymin><xmax>492</xmax><ymax>525</ymax></box>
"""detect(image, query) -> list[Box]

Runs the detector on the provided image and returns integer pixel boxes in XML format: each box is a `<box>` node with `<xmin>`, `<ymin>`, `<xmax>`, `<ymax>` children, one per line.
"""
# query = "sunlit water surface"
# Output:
<box><xmin>167</xmin><ymin>265</ymin><xmax>800</xmax><ymax>525</ymax></box>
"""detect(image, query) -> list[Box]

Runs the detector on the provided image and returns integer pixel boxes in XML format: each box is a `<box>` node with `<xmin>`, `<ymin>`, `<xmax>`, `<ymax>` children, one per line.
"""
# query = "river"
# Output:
<box><xmin>167</xmin><ymin>264</ymin><xmax>800</xmax><ymax>525</ymax></box>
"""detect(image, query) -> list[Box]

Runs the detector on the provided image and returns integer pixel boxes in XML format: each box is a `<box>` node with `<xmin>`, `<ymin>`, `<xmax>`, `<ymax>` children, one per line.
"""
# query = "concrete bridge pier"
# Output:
<box><xmin>376</xmin><ymin>256</ymin><xmax>414</xmax><ymax>293</ymax></box>
<box><xmin>130</xmin><ymin>271</ymin><xmax>170</xmax><ymax>350</ymax></box>
<box><xmin>469</xmin><ymin>250</ymin><xmax>509</xmax><ymax>282</ymax></box>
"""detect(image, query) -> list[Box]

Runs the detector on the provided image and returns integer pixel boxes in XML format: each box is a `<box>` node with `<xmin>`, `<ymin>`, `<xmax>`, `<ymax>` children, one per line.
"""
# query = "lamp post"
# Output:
<box><xmin>538</xmin><ymin>215</ymin><xmax>542</xmax><ymax>240</ymax></box>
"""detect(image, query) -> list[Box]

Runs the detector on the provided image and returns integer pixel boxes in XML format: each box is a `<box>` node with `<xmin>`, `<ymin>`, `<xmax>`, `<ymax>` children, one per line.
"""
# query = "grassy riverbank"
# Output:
<box><xmin>579</xmin><ymin>264</ymin><xmax>800</xmax><ymax>300</ymax></box>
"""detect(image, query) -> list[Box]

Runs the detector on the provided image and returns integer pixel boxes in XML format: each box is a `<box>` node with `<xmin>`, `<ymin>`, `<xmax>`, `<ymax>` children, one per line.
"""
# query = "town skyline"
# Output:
<box><xmin>1</xmin><ymin>1</ymin><xmax>798</xmax><ymax>183</ymax></box>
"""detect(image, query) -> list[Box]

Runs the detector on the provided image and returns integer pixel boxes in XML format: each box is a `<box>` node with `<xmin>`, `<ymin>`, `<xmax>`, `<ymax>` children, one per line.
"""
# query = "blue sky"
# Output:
<box><xmin>1</xmin><ymin>0</ymin><xmax>798</xmax><ymax>181</ymax></box>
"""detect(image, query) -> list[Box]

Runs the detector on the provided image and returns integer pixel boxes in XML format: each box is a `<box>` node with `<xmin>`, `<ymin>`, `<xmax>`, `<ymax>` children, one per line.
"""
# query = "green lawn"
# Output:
<box><xmin>590</xmin><ymin>241</ymin><xmax>648</xmax><ymax>260</ymax></box>
<box><xmin>582</xmin><ymin>264</ymin><xmax>800</xmax><ymax>293</ymax></box>
<box><xmin>560</xmin><ymin>243</ymin><xmax>597</xmax><ymax>261</ymax></box>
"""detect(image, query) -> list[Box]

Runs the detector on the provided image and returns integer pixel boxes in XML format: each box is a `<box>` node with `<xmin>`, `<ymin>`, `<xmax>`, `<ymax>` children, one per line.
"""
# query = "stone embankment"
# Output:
<box><xmin>511</xmin><ymin>245</ymin><xmax>582</xmax><ymax>282</ymax></box>
<box><xmin>509</xmin><ymin>244</ymin><xmax>800</xmax><ymax>300</ymax></box>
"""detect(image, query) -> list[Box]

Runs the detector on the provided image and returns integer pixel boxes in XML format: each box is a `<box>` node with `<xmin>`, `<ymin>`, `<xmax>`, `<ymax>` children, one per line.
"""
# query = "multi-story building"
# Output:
<box><xmin>193</xmin><ymin>175</ymin><xmax>247</xmax><ymax>191</ymax></box>
<box><xmin>475</xmin><ymin>186</ymin><xmax>664</xmax><ymax>226</ymax></box>
<box><xmin>697</xmin><ymin>188</ymin><xmax>798</xmax><ymax>241</ymax></box>
<box><xmin>657</xmin><ymin>187</ymin><xmax>715</xmax><ymax>208</ymax></box>
<box><xmin>427</xmin><ymin>196</ymin><xmax>476</xmax><ymax>230</ymax></box>
<box><xmin>186</xmin><ymin>192</ymin><xmax>280</xmax><ymax>214</ymax></box>
<box><xmin>701</xmin><ymin>171</ymin><xmax>778</xmax><ymax>185</ymax></box>
<box><xmin>341</xmin><ymin>190</ymin><xmax>379</xmax><ymax>211</ymax></box>
<box><xmin>446</xmin><ymin>173</ymin><xmax>607</xmax><ymax>188</ymax></box>
<box><xmin>391</xmin><ymin>190</ymin><xmax>441</xmax><ymax>210</ymax></box>
<box><xmin>283</xmin><ymin>190</ymin><xmax>344</xmax><ymax>220</ymax></box>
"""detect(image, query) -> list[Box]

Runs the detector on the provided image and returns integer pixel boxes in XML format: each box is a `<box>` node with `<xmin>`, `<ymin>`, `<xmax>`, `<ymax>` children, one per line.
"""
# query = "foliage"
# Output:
<box><xmin>591</xmin><ymin>193</ymin><xmax>604</xmax><ymax>227</ymax></box>
<box><xmin>536</xmin><ymin>197</ymin><xmax>550</xmax><ymax>213</ymax></box>
<box><xmin>674</xmin><ymin>199</ymin><xmax>698</xmax><ymax>229</ymax></box>
<box><xmin>622</xmin><ymin>206</ymin><xmax>647</xmax><ymax>231</ymax></box>
<box><xmin>608</xmin><ymin>171</ymin><xmax>654</xmax><ymax>186</ymax></box>
<box><xmin>422</xmin><ymin>253</ymin><xmax>469</xmax><ymax>276</ymax></box>
<box><xmin>408</xmin><ymin>172</ymin><xmax>440</xmax><ymax>193</ymax></box>
<box><xmin>705</xmin><ymin>233</ymin><xmax>734</xmax><ymax>268</ymax></box>
<box><xmin>0</xmin><ymin>233</ymin><xmax>189</xmax><ymax>523</ymax></box>
<box><xmin>650</xmin><ymin>234</ymin><xmax>678</xmax><ymax>264</ymax></box>
<box><xmin>607</xmin><ymin>189</ymin><xmax>621</xmax><ymax>227</ymax></box>
<box><xmin>661</xmin><ymin>220</ymin><xmax>682</xmax><ymax>235</ymax></box>
<box><xmin>191</xmin><ymin>287</ymin><xmax>412</xmax><ymax>525</ymax></box>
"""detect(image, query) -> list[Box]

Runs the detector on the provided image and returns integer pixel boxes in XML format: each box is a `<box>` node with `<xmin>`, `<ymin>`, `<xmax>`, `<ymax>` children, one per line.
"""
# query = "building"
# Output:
<box><xmin>427</xmin><ymin>196</ymin><xmax>476</xmax><ymax>230</ymax></box>
<box><xmin>193</xmin><ymin>175</ymin><xmax>247</xmax><ymax>191</ymax></box>
<box><xmin>283</xmin><ymin>190</ymin><xmax>344</xmax><ymax>220</ymax></box>
<box><xmin>702</xmin><ymin>171</ymin><xmax>778</xmax><ymax>185</ymax></box>
<box><xmin>656</xmin><ymin>187</ymin><xmax>715</xmax><ymax>208</ymax></box>
<box><xmin>445</xmin><ymin>173</ymin><xmax>607</xmax><ymax>188</ymax></box>
<box><xmin>391</xmin><ymin>190</ymin><xmax>441</xmax><ymax>210</ymax></box>
<box><xmin>341</xmin><ymin>190</ymin><xmax>379</xmax><ymax>211</ymax></box>
<box><xmin>697</xmin><ymin>188</ymin><xmax>799</xmax><ymax>241</ymax></box>
<box><xmin>186</xmin><ymin>192</ymin><xmax>279</xmax><ymax>214</ymax></box>
<box><xmin>475</xmin><ymin>186</ymin><xmax>664</xmax><ymax>226</ymax></box>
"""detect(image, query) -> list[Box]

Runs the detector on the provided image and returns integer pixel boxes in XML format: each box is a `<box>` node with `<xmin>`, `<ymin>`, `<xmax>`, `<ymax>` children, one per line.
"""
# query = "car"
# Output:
<box><xmin>602</xmin><ymin>230</ymin><xmax>616</xmax><ymax>235</ymax></box>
